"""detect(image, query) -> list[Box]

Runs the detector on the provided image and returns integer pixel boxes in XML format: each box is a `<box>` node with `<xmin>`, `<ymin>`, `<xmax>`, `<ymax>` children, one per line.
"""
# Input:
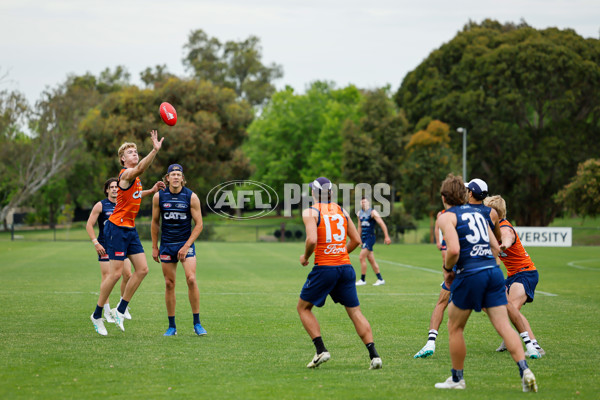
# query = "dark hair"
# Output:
<box><xmin>104</xmin><ymin>178</ymin><xmax>118</xmax><ymax>197</ymax></box>
<box><xmin>440</xmin><ymin>174</ymin><xmax>467</xmax><ymax>206</ymax></box>
<box><xmin>312</xmin><ymin>188</ymin><xmax>332</xmax><ymax>203</ymax></box>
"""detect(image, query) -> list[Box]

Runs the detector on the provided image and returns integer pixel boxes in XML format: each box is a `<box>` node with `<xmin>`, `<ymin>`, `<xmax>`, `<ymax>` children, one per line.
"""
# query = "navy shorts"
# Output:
<box><xmin>441</xmin><ymin>281</ymin><xmax>450</xmax><ymax>291</ymax></box>
<box><xmin>159</xmin><ymin>243</ymin><xmax>196</xmax><ymax>263</ymax></box>
<box><xmin>97</xmin><ymin>239</ymin><xmax>110</xmax><ymax>262</ymax></box>
<box><xmin>300</xmin><ymin>265</ymin><xmax>360</xmax><ymax>308</ymax></box>
<box><xmin>450</xmin><ymin>267</ymin><xmax>507</xmax><ymax>312</ymax></box>
<box><xmin>361</xmin><ymin>235</ymin><xmax>376</xmax><ymax>251</ymax></box>
<box><xmin>105</xmin><ymin>221</ymin><xmax>144</xmax><ymax>261</ymax></box>
<box><xmin>506</xmin><ymin>270</ymin><xmax>539</xmax><ymax>303</ymax></box>
<box><xmin>440</xmin><ymin>239</ymin><xmax>447</xmax><ymax>251</ymax></box>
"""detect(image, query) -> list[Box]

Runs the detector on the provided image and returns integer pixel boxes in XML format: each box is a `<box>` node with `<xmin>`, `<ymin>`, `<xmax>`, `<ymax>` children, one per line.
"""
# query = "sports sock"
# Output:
<box><xmin>520</xmin><ymin>331</ymin><xmax>537</xmax><ymax>352</ymax></box>
<box><xmin>168</xmin><ymin>316</ymin><xmax>176</xmax><ymax>329</ymax></box>
<box><xmin>366</xmin><ymin>342</ymin><xmax>379</xmax><ymax>359</ymax></box>
<box><xmin>532</xmin><ymin>340</ymin><xmax>541</xmax><ymax>350</ymax></box>
<box><xmin>117</xmin><ymin>299</ymin><xmax>129</xmax><ymax>314</ymax></box>
<box><xmin>312</xmin><ymin>336</ymin><xmax>327</xmax><ymax>354</ymax></box>
<box><xmin>93</xmin><ymin>305</ymin><xmax>103</xmax><ymax>320</ymax></box>
<box><xmin>103</xmin><ymin>303</ymin><xmax>111</xmax><ymax>313</ymax></box>
<box><xmin>428</xmin><ymin>329</ymin><xmax>439</xmax><ymax>342</ymax></box>
<box><xmin>376</xmin><ymin>273</ymin><xmax>383</xmax><ymax>280</ymax></box>
<box><xmin>517</xmin><ymin>359</ymin><xmax>529</xmax><ymax>377</ymax></box>
<box><xmin>451</xmin><ymin>368</ymin><xmax>463</xmax><ymax>382</ymax></box>
<box><xmin>360</xmin><ymin>274</ymin><xmax>366</xmax><ymax>282</ymax></box>
<box><xmin>193</xmin><ymin>313</ymin><xmax>200</xmax><ymax>325</ymax></box>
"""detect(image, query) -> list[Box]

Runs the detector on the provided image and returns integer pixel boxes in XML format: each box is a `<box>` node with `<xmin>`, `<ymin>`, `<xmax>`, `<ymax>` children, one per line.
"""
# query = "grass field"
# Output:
<box><xmin>1</xmin><ymin>241</ymin><xmax>599</xmax><ymax>399</ymax></box>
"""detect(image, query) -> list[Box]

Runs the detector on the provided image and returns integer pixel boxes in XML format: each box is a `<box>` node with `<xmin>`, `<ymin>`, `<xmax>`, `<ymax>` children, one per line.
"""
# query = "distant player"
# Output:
<box><xmin>484</xmin><ymin>195</ymin><xmax>544</xmax><ymax>358</ymax></box>
<box><xmin>85</xmin><ymin>178</ymin><xmax>133</xmax><ymax>322</ymax></box>
<box><xmin>151</xmin><ymin>164</ymin><xmax>207</xmax><ymax>337</ymax></box>
<box><xmin>90</xmin><ymin>130</ymin><xmax>166</xmax><ymax>336</ymax></box>
<box><xmin>355</xmin><ymin>198</ymin><xmax>391</xmax><ymax>286</ymax></box>
<box><xmin>434</xmin><ymin>174</ymin><xmax>537</xmax><ymax>392</ymax></box>
<box><xmin>297</xmin><ymin>177</ymin><xmax>382</xmax><ymax>369</ymax></box>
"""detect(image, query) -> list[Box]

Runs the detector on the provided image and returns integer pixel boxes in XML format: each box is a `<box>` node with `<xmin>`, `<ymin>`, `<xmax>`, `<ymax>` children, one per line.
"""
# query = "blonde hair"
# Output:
<box><xmin>484</xmin><ymin>195</ymin><xmax>506</xmax><ymax>219</ymax></box>
<box><xmin>118</xmin><ymin>142</ymin><xmax>137</xmax><ymax>166</ymax></box>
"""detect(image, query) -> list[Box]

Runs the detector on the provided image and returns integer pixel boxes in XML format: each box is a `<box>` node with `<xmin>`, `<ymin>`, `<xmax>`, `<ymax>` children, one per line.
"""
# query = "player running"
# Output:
<box><xmin>297</xmin><ymin>177</ymin><xmax>382</xmax><ymax>370</ymax></box>
<box><xmin>484</xmin><ymin>195</ymin><xmax>544</xmax><ymax>358</ymax></box>
<box><xmin>355</xmin><ymin>197</ymin><xmax>391</xmax><ymax>286</ymax></box>
<box><xmin>434</xmin><ymin>174</ymin><xmax>537</xmax><ymax>392</ymax></box>
<box><xmin>90</xmin><ymin>130</ymin><xmax>165</xmax><ymax>336</ymax></box>
<box><xmin>151</xmin><ymin>164</ymin><xmax>207</xmax><ymax>337</ymax></box>
<box><xmin>86</xmin><ymin>178</ymin><xmax>133</xmax><ymax>323</ymax></box>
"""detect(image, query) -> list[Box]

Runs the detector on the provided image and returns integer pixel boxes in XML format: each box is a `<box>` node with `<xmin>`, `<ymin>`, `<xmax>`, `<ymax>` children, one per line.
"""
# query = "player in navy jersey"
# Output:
<box><xmin>151</xmin><ymin>164</ymin><xmax>206</xmax><ymax>336</ymax></box>
<box><xmin>434</xmin><ymin>174</ymin><xmax>537</xmax><ymax>392</ymax></box>
<box><xmin>355</xmin><ymin>198</ymin><xmax>391</xmax><ymax>286</ymax></box>
<box><xmin>415</xmin><ymin>178</ymin><xmax>502</xmax><ymax>358</ymax></box>
<box><xmin>86</xmin><ymin>178</ymin><xmax>133</xmax><ymax>323</ymax></box>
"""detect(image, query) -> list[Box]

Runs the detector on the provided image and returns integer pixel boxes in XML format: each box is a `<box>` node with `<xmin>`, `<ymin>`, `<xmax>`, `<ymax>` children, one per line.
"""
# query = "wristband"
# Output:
<box><xmin>92</xmin><ymin>239</ymin><xmax>99</xmax><ymax>245</ymax></box>
<box><xmin>443</xmin><ymin>265</ymin><xmax>453</xmax><ymax>272</ymax></box>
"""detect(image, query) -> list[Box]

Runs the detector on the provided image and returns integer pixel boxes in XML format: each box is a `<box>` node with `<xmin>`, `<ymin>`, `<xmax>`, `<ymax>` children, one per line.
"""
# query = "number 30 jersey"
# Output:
<box><xmin>311</xmin><ymin>202</ymin><xmax>351</xmax><ymax>266</ymax></box>
<box><xmin>447</xmin><ymin>204</ymin><xmax>497</xmax><ymax>274</ymax></box>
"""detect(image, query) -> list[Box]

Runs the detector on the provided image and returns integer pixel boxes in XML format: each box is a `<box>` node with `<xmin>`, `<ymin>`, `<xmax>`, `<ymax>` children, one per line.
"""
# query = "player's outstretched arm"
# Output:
<box><xmin>121</xmin><ymin>130</ymin><xmax>164</xmax><ymax>183</ymax></box>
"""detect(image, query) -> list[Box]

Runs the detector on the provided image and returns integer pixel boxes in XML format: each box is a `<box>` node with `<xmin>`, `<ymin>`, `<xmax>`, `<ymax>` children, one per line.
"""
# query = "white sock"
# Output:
<box><xmin>520</xmin><ymin>331</ymin><xmax>536</xmax><ymax>351</ymax></box>
<box><xmin>428</xmin><ymin>329</ymin><xmax>439</xmax><ymax>342</ymax></box>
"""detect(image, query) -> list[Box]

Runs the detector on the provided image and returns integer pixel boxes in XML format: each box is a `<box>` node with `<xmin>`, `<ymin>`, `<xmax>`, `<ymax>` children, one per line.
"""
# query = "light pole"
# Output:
<box><xmin>456</xmin><ymin>127</ymin><xmax>467</xmax><ymax>182</ymax></box>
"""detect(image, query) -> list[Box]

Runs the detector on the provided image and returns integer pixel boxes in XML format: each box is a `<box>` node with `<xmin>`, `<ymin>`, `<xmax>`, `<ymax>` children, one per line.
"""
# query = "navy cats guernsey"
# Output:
<box><xmin>158</xmin><ymin>185</ymin><xmax>194</xmax><ymax>261</ymax></box>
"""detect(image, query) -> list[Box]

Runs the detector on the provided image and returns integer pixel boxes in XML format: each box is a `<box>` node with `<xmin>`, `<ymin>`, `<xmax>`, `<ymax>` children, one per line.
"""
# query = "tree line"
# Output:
<box><xmin>1</xmin><ymin>20</ymin><xmax>599</xmax><ymax>230</ymax></box>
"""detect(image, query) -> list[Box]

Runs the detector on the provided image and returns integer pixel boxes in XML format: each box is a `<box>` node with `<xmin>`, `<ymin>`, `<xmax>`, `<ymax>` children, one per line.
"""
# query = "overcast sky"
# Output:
<box><xmin>1</xmin><ymin>0</ymin><xmax>598</xmax><ymax>105</ymax></box>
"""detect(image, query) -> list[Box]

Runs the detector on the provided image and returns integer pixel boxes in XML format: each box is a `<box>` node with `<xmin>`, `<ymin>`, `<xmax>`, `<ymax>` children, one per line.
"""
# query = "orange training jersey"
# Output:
<box><xmin>108</xmin><ymin>168</ymin><xmax>143</xmax><ymax>228</ymax></box>
<box><xmin>499</xmin><ymin>219</ymin><xmax>536</xmax><ymax>276</ymax></box>
<box><xmin>312</xmin><ymin>203</ymin><xmax>351</xmax><ymax>266</ymax></box>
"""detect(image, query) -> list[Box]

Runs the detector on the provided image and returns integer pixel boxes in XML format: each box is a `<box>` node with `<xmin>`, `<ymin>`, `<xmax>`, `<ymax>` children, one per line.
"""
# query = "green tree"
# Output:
<box><xmin>555</xmin><ymin>158</ymin><xmax>600</xmax><ymax>219</ymax></box>
<box><xmin>395</xmin><ymin>19</ymin><xmax>600</xmax><ymax>225</ymax></box>
<box><xmin>246</xmin><ymin>82</ymin><xmax>363</xmax><ymax>206</ymax></box>
<box><xmin>183</xmin><ymin>29</ymin><xmax>283</xmax><ymax>106</ymax></box>
<box><xmin>80</xmin><ymin>76</ymin><xmax>254</xmax><ymax>203</ymax></box>
<box><xmin>401</xmin><ymin>120</ymin><xmax>457</xmax><ymax>241</ymax></box>
<box><xmin>341</xmin><ymin>88</ymin><xmax>409</xmax><ymax>206</ymax></box>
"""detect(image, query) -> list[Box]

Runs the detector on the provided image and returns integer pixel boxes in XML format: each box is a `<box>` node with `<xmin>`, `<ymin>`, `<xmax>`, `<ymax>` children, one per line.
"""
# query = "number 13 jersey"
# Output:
<box><xmin>311</xmin><ymin>202</ymin><xmax>351</xmax><ymax>266</ymax></box>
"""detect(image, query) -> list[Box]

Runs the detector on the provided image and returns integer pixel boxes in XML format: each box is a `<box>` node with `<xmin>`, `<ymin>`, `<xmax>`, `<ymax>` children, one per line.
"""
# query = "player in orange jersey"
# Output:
<box><xmin>297</xmin><ymin>177</ymin><xmax>382</xmax><ymax>370</ymax></box>
<box><xmin>484</xmin><ymin>195</ymin><xmax>544</xmax><ymax>358</ymax></box>
<box><xmin>90</xmin><ymin>130</ymin><xmax>166</xmax><ymax>336</ymax></box>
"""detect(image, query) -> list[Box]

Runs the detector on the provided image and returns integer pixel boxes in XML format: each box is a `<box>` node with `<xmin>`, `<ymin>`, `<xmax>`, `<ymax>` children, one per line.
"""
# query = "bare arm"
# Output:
<box><xmin>86</xmin><ymin>202</ymin><xmax>106</xmax><ymax>256</ymax></box>
<box><xmin>151</xmin><ymin>192</ymin><xmax>161</xmax><ymax>263</ymax></box>
<box><xmin>372</xmin><ymin>209</ymin><xmax>391</xmax><ymax>244</ymax></box>
<box><xmin>356</xmin><ymin>212</ymin><xmax>362</xmax><ymax>237</ymax></box>
<box><xmin>434</xmin><ymin>212</ymin><xmax>442</xmax><ymax>250</ymax></box>
<box><xmin>142</xmin><ymin>181</ymin><xmax>166</xmax><ymax>198</ymax></box>
<box><xmin>489</xmin><ymin>208</ymin><xmax>502</xmax><ymax>242</ymax></box>
<box><xmin>345</xmin><ymin>210</ymin><xmax>361</xmax><ymax>254</ymax></box>
<box><xmin>119</xmin><ymin>130</ymin><xmax>164</xmax><ymax>186</ymax></box>
<box><xmin>177</xmin><ymin>193</ymin><xmax>204</xmax><ymax>262</ymax></box>
<box><xmin>438</xmin><ymin>212</ymin><xmax>458</xmax><ymax>287</ymax></box>
<box><xmin>488</xmin><ymin>224</ymin><xmax>501</xmax><ymax>265</ymax></box>
<box><xmin>300</xmin><ymin>208</ymin><xmax>318</xmax><ymax>266</ymax></box>
<box><xmin>500</xmin><ymin>225</ymin><xmax>516</xmax><ymax>251</ymax></box>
